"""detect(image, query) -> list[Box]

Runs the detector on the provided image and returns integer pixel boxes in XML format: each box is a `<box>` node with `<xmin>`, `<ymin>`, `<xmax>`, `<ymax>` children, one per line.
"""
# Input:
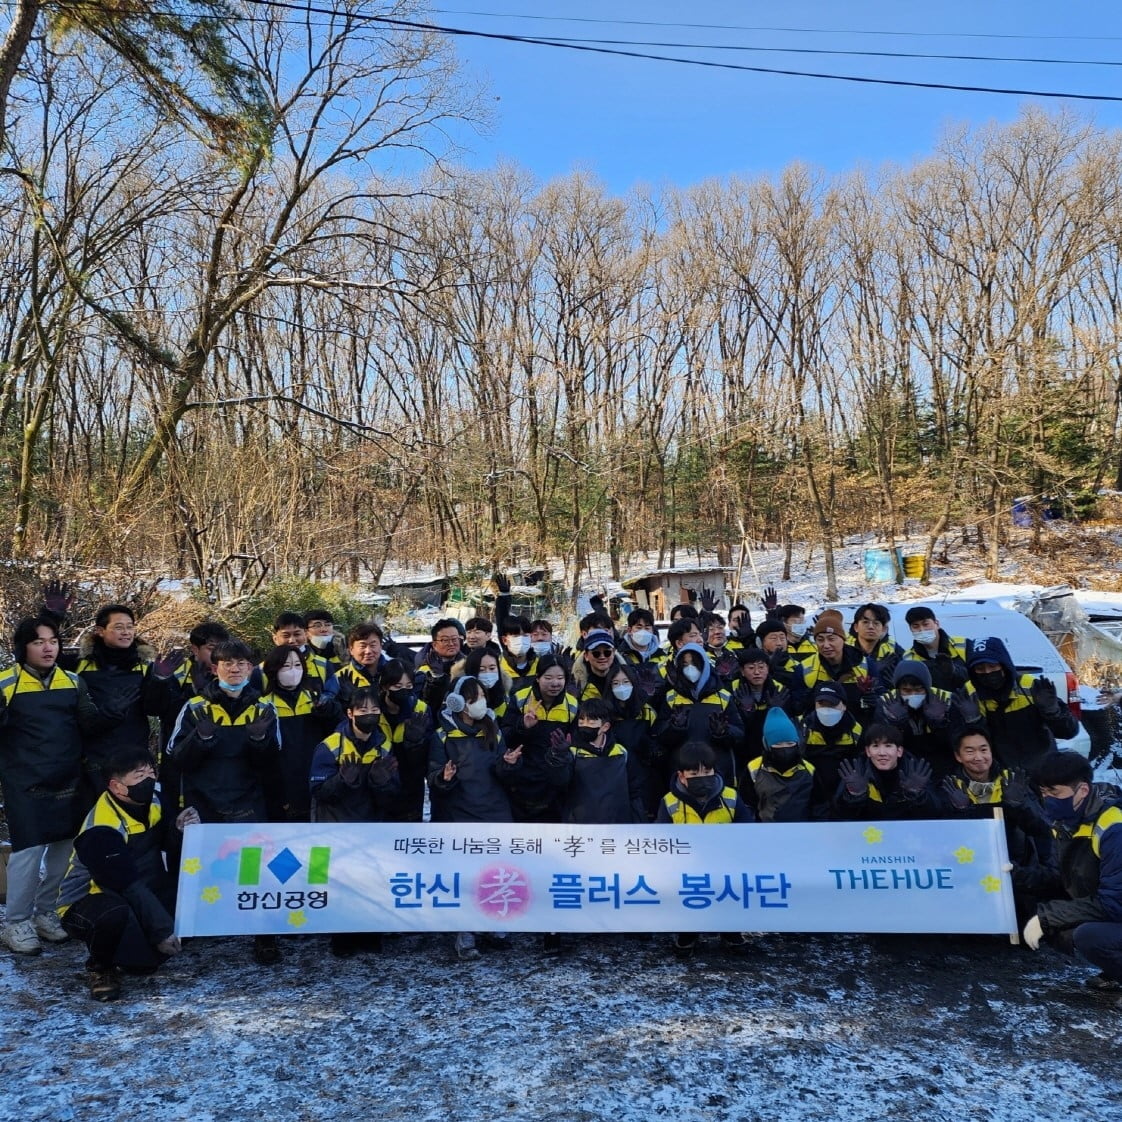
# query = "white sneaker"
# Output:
<box><xmin>34</xmin><ymin>911</ymin><xmax>70</xmax><ymax>943</ymax></box>
<box><xmin>1</xmin><ymin>919</ymin><xmax>43</xmax><ymax>956</ymax></box>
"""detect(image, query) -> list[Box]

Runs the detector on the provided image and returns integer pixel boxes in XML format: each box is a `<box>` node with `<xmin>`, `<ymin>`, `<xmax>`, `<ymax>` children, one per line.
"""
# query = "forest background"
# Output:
<box><xmin>3</xmin><ymin>1</ymin><xmax>1122</xmax><ymax>632</ymax></box>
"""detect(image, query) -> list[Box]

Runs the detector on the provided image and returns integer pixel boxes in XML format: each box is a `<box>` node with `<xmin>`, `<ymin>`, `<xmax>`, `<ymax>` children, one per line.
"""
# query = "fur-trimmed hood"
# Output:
<box><xmin>79</xmin><ymin>630</ymin><xmax>155</xmax><ymax>663</ymax></box>
<box><xmin>570</xmin><ymin>648</ymin><xmax>626</xmax><ymax>694</ymax></box>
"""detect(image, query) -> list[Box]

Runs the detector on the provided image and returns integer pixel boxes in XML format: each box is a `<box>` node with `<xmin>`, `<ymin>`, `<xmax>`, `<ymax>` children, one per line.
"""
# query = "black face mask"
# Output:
<box><xmin>125</xmin><ymin>776</ymin><xmax>157</xmax><ymax>806</ymax></box>
<box><xmin>385</xmin><ymin>689</ymin><xmax>415</xmax><ymax>713</ymax></box>
<box><xmin>354</xmin><ymin>713</ymin><xmax>380</xmax><ymax>734</ymax></box>
<box><xmin>572</xmin><ymin>726</ymin><xmax>604</xmax><ymax>750</ymax></box>
<box><xmin>685</xmin><ymin>775</ymin><xmax>722</xmax><ymax>801</ymax></box>
<box><xmin>972</xmin><ymin>669</ymin><xmax>1006</xmax><ymax>693</ymax></box>
<box><xmin>767</xmin><ymin>746</ymin><xmax>802</xmax><ymax>772</ymax></box>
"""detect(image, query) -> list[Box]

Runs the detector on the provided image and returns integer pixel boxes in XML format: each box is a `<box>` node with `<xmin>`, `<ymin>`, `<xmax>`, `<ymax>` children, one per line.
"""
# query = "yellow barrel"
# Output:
<box><xmin>902</xmin><ymin>554</ymin><xmax>928</xmax><ymax>580</ymax></box>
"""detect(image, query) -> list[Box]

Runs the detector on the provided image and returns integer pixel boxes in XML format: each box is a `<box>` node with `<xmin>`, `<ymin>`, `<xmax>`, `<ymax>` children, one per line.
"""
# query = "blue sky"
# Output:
<box><xmin>434</xmin><ymin>1</ymin><xmax>1122</xmax><ymax>191</ymax></box>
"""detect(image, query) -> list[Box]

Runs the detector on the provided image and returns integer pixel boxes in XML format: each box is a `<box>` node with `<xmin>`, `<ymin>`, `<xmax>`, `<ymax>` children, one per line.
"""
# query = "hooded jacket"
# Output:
<box><xmin>964</xmin><ymin>636</ymin><xmax>1078</xmax><ymax>776</ymax></box>
<box><xmin>872</xmin><ymin>660</ymin><xmax>958</xmax><ymax>777</ymax></box>
<box><xmin>653</xmin><ymin>644</ymin><xmax>744</xmax><ymax>783</ymax></box>
<box><xmin>499</xmin><ymin>681</ymin><xmax>579</xmax><ymax>820</ymax></box>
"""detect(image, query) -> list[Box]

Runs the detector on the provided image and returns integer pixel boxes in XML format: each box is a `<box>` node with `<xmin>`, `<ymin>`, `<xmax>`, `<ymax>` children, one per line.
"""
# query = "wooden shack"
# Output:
<box><xmin>619</xmin><ymin>567</ymin><xmax>734</xmax><ymax>620</ymax></box>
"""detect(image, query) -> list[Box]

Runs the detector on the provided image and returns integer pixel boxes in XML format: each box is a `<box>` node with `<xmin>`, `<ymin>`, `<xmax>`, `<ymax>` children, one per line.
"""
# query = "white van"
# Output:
<box><xmin>826</xmin><ymin>597</ymin><xmax>1092</xmax><ymax>758</ymax></box>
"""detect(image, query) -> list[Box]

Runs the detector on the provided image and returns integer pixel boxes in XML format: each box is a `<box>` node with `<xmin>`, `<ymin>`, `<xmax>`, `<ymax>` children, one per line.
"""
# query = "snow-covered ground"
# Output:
<box><xmin>2</xmin><ymin>925</ymin><xmax>1120</xmax><ymax>1121</ymax></box>
<box><xmin>5</xmin><ymin>525</ymin><xmax>1122</xmax><ymax>1119</ymax></box>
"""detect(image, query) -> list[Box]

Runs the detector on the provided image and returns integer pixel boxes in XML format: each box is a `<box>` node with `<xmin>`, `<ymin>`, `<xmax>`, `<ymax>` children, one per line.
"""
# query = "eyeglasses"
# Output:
<box><xmin>588</xmin><ymin>647</ymin><xmax>614</xmax><ymax>657</ymax></box>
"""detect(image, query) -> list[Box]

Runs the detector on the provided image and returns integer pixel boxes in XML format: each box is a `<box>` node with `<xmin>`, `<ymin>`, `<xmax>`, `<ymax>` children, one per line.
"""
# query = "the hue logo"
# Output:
<box><xmin>237</xmin><ymin>845</ymin><xmax>331</xmax><ymax>887</ymax></box>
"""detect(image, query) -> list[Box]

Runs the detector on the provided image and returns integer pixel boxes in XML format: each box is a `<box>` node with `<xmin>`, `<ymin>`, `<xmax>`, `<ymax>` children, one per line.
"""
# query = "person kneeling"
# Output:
<box><xmin>56</xmin><ymin>747</ymin><xmax>197</xmax><ymax>1002</ymax></box>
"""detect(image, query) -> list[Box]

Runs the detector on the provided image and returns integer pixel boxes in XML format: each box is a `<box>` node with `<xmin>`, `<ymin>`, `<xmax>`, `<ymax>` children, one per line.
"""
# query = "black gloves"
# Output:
<box><xmin>941</xmin><ymin>776</ymin><xmax>970</xmax><ymax>811</ymax></box>
<box><xmin>838</xmin><ymin>758</ymin><xmax>871</xmax><ymax>798</ymax></box>
<box><xmin>898</xmin><ymin>757</ymin><xmax>933</xmax><ymax>799</ymax></box>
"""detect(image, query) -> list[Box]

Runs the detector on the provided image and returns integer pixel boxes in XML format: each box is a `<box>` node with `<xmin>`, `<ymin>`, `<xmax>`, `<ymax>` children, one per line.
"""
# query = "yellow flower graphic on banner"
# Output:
<box><xmin>288</xmin><ymin>910</ymin><xmax>308</xmax><ymax>929</ymax></box>
<box><xmin>862</xmin><ymin>827</ymin><xmax>883</xmax><ymax>844</ymax></box>
<box><xmin>201</xmin><ymin>886</ymin><xmax>221</xmax><ymax>904</ymax></box>
<box><xmin>953</xmin><ymin>847</ymin><xmax>975</xmax><ymax>864</ymax></box>
<box><xmin>980</xmin><ymin>876</ymin><xmax>1001</xmax><ymax>893</ymax></box>
<box><xmin>182</xmin><ymin>858</ymin><xmax>202</xmax><ymax>875</ymax></box>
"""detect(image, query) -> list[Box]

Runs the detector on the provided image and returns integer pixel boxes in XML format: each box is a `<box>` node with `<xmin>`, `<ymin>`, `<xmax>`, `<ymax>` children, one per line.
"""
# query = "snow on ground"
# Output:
<box><xmin>5</xmin><ymin>527</ymin><xmax>1121</xmax><ymax>1119</ymax></box>
<box><xmin>2</xmin><ymin>926</ymin><xmax>1120</xmax><ymax>1121</ymax></box>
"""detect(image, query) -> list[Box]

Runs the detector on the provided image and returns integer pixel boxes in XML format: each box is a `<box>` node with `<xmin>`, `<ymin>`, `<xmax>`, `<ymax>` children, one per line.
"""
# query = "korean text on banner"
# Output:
<box><xmin>175</xmin><ymin>820</ymin><xmax>1017</xmax><ymax>937</ymax></box>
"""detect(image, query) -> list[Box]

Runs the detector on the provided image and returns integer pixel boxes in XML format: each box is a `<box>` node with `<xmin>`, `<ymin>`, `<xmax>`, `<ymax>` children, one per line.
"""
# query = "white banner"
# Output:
<box><xmin>174</xmin><ymin>819</ymin><xmax>1017</xmax><ymax>936</ymax></box>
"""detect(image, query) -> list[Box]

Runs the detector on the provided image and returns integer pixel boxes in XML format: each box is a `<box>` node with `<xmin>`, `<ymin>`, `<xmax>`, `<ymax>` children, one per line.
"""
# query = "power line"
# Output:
<box><xmin>240</xmin><ymin>0</ymin><xmax>1122</xmax><ymax>102</ymax></box>
<box><xmin>431</xmin><ymin>7</ymin><xmax>1122</xmax><ymax>44</ymax></box>
<box><xmin>528</xmin><ymin>35</ymin><xmax>1122</xmax><ymax>70</ymax></box>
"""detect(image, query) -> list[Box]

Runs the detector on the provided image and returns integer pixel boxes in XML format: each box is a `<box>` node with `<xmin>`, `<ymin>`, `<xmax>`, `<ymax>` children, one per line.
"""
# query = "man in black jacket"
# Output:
<box><xmin>57</xmin><ymin>746</ymin><xmax>198</xmax><ymax>1001</ymax></box>
<box><xmin>165</xmin><ymin>639</ymin><xmax>280</xmax><ymax>964</ymax></box>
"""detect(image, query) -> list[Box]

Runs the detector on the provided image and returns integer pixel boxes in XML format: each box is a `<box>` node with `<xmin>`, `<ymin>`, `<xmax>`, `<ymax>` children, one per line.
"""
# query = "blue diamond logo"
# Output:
<box><xmin>267</xmin><ymin>847</ymin><xmax>302</xmax><ymax>884</ymax></box>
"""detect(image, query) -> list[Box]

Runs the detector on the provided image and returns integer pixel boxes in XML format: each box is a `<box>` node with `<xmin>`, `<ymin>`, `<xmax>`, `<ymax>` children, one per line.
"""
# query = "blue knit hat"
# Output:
<box><xmin>762</xmin><ymin>707</ymin><xmax>800</xmax><ymax>749</ymax></box>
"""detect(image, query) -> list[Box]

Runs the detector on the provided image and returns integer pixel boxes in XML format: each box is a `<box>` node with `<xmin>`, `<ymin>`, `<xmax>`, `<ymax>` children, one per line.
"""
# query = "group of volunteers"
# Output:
<box><xmin>0</xmin><ymin>580</ymin><xmax>1118</xmax><ymax>1005</ymax></box>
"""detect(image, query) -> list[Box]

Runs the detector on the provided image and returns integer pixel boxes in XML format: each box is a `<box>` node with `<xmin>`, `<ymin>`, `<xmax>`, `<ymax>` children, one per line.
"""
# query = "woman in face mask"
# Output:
<box><xmin>374</xmin><ymin>658</ymin><xmax>433</xmax><ymax>823</ymax></box>
<box><xmin>654</xmin><ymin>644</ymin><xmax>744</xmax><ymax>794</ymax></box>
<box><xmin>500</xmin><ymin>656</ymin><xmax>577</xmax><ymax>823</ymax></box>
<box><xmin>259</xmin><ymin>644</ymin><xmax>340</xmax><ymax>822</ymax></box>
<box><xmin>455</xmin><ymin>649</ymin><xmax>512</xmax><ymax>719</ymax></box>
<box><xmin>428</xmin><ymin>677</ymin><xmax>515</xmax><ymax>960</ymax></box>
<box><xmin>605</xmin><ymin>664</ymin><xmax>662</xmax><ymax>821</ymax></box>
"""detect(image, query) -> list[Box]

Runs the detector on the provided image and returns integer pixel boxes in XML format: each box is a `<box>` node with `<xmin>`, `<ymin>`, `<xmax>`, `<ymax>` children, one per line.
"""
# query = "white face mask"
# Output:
<box><xmin>309</xmin><ymin>633</ymin><xmax>334</xmax><ymax>650</ymax></box>
<box><xmin>815</xmin><ymin>706</ymin><xmax>844</xmax><ymax>727</ymax></box>
<box><xmin>912</xmin><ymin>628</ymin><xmax>938</xmax><ymax>647</ymax></box>
<box><xmin>612</xmin><ymin>682</ymin><xmax>633</xmax><ymax>701</ymax></box>
<box><xmin>682</xmin><ymin>664</ymin><xmax>702</xmax><ymax>684</ymax></box>
<box><xmin>478</xmin><ymin>671</ymin><xmax>500</xmax><ymax>689</ymax></box>
<box><xmin>904</xmin><ymin>693</ymin><xmax>925</xmax><ymax>709</ymax></box>
<box><xmin>466</xmin><ymin>698</ymin><xmax>489</xmax><ymax>719</ymax></box>
<box><xmin>531</xmin><ymin>640</ymin><xmax>552</xmax><ymax>657</ymax></box>
<box><xmin>506</xmin><ymin>635</ymin><xmax>530</xmax><ymax>657</ymax></box>
<box><xmin>630</xmin><ymin>629</ymin><xmax>653</xmax><ymax>648</ymax></box>
<box><xmin>789</xmin><ymin>622</ymin><xmax>808</xmax><ymax>638</ymax></box>
<box><xmin>276</xmin><ymin>667</ymin><xmax>303</xmax><ymax>690</ymax></box>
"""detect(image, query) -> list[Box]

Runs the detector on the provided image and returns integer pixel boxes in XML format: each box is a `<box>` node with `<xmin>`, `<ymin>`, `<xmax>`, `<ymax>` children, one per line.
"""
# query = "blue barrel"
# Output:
<box><xmin>863</xmin><ymin>547</ymin><xmax>903</xmax><ymax>583</ymax></box>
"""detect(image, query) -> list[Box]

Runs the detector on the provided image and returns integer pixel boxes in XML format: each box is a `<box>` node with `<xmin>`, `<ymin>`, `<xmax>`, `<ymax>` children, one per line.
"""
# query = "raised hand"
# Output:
<box><xmin>899</xmin><ymin>757</ymin><xmax>933</xmax><ymax>798</ymax></box>
<box><xmin>838</xmin><ymin>758</ymin><xmax>870</xmax><ymax>798</ymax></box>
<box><xmin>941</xmin><ymin>776</ymin><xmax>970</xmax><ymax>811</ymax></box>
<box><xmin>42</xmin><ymin>579</ymin><xmax>76</xmax><ymax>617</ymax></box>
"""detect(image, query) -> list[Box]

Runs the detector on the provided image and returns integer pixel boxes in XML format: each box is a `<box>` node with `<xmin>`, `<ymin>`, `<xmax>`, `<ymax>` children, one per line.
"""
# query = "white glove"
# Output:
<box><xmin>1022</xmin><ymin>915</ymin><xmax>1044</xmax><ymax>951</ymax></box>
